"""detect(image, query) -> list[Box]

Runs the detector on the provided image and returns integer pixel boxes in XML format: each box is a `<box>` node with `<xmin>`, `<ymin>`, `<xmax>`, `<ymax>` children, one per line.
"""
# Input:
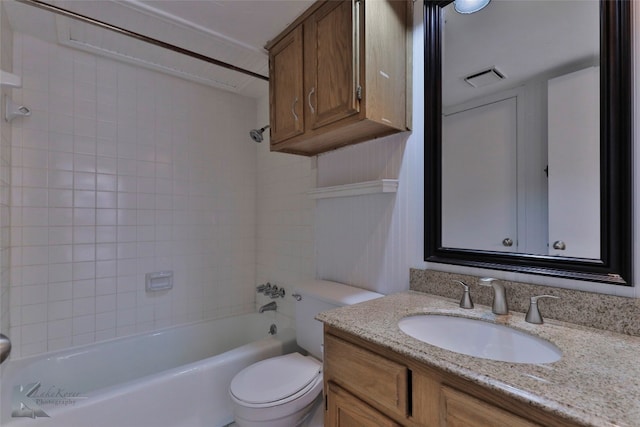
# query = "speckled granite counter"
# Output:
<box><xmin>316</xmin><ymin>291</ymin><xmax>640</xmax><ymax>427</ymax></box>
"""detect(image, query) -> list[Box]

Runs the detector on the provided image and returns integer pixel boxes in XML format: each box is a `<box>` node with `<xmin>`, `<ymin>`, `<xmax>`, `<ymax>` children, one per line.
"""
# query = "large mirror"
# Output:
<box><xmin>424</xmin><ymin>0</ymin><xmax>632</xmax><ymax>285</ymax></box>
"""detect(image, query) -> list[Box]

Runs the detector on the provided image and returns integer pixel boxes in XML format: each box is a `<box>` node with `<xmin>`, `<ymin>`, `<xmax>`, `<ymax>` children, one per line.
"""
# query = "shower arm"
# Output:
<box><xmin>15</xmin><ymin>0</ymin><xmax>269</xmax><ymax>82</ymax></box>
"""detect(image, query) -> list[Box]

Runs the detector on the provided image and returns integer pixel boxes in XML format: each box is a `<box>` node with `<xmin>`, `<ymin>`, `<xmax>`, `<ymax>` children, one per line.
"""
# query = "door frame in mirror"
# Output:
<box><xmin>424</xmin><ymin>0</ymin><xmax>632</xmax><ymax>285</ymax></box>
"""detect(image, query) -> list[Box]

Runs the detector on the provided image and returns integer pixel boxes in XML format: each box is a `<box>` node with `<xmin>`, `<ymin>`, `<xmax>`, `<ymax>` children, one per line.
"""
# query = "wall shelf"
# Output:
<box><xmin>307</xmin><ymin>179</ymin><xmax>399</xmax><ymax>199</ymax></box>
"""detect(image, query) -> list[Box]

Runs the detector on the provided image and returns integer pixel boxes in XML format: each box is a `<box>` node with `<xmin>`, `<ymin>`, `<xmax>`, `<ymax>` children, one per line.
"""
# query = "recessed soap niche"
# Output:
<box><xmin>145</xmin><ymin>271</ymin><xmax>174</xmax><ymax>292</ymax></box>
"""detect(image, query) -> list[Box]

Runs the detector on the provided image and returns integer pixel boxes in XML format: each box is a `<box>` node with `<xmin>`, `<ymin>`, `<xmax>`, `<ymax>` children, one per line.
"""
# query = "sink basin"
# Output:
<box><xmin>398</xmin><ymin>315</ymin><xmax>562</xmax><ymax>364</ymax></box>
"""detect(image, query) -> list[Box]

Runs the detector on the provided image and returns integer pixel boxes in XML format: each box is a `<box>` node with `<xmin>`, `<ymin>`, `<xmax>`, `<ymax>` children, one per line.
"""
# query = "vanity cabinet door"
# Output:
<box><xmin>441</xmin><ymin>385</ymin><xmax>541</xmax><ymax>427</ymax></box>
<box><xmin>268</xmin><ymin>26</ymin><xmax>305</xmax><ymax>144</ymax></box>
<box><xmin>324</xmin><ymin>333</ymin><xmax>409</xmax><ymax>418</ymax></box>
<box><xmin>326</xmin><ymin>382</ymin><xmax>402</xmax><ymax>427</ymax></box>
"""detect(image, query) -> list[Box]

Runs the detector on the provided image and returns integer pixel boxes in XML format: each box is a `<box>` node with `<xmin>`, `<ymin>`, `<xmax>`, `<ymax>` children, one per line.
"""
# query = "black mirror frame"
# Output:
<box><xmin>424</xmin><ymin>0</ymin><xmax>632</xmax><ymax>285</ymax></box>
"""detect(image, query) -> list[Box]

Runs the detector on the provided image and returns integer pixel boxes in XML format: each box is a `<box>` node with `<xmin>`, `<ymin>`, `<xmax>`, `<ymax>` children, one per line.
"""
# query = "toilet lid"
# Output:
<box><xmin>230</xmin><ymin>353</ymin><xmax>322</xmax><ymax>405</ymax></box>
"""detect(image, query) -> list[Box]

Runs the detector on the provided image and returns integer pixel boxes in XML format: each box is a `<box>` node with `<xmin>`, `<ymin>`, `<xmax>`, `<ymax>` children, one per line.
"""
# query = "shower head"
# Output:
<box><xmin>249</xmin><ymin>125</ymin><xmax>270</xmax><ymax>143</ymax></box>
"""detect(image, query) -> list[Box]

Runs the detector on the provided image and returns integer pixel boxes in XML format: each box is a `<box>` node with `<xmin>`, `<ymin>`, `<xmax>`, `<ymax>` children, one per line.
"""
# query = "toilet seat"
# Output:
<box><xmin>230</xmin><ymin>353</ymin><xmax>322</xmax><ymax>408</ymax></box>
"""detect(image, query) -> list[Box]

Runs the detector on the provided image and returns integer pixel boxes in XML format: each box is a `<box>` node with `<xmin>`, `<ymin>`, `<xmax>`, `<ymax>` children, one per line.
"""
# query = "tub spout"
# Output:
<box><xmin>259</xmin><ymin>301</ymin><xmax>277</xmax><ymax>313</ymax></box>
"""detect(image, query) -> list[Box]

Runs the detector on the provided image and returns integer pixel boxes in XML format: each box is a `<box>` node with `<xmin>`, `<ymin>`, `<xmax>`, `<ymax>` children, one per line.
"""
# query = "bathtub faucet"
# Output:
<box><xmin>259</xmin><ymin>301</ymin><xmax>277</xmax><ymax>313</ymax></box>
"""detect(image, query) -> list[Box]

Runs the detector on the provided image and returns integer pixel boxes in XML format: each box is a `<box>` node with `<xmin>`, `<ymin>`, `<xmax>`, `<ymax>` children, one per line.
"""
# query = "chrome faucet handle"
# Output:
<box><xmin>256</xmin><ymin>284</ymin><xmax>267</xmax><ymax>293</ymax></box>
<box><xmin>479</xmin><ymin>277</ymin><xmax>508</xmax><ymax>315</ymax></box>
<box><xmin>453</xmin><ymin>280</ymin><xmax>473</xmax><ymax>309</ymax></box>
<box><xmin>270</xmin><ymin>287</ymin><xmax>285</xmax><ymax>299</ymax></box>
<box><xmin>525</xmin><ymin>295</ymin><xmax>559</xmax><ymax>324</ymax></box>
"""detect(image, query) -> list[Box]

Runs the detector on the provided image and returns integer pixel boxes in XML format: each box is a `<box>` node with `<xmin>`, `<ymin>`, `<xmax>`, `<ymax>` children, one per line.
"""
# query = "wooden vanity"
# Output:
<box><xmin>324</xmin><ymin>326</ymin><xmax>578</xmax><ymax>427</ymax></box>
<box><xmin>317</xmin><ymin>292</ymin><xmax>640</xmax><ymax>427</ymax></box>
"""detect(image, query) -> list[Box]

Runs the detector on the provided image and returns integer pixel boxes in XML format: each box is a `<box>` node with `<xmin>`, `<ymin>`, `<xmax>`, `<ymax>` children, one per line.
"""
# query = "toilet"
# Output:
<box><xmin>229</xmin><ymin>280</ymin><xmax>382</xmax><ymax>427</ymax></box>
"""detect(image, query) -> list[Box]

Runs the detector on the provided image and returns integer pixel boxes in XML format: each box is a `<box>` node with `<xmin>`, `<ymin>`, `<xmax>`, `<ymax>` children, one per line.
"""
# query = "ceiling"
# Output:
<box><xmin>443</xmin><ymin>0</ymin><xmax>599</xmax><ymax>108</ymax></box>
<box><xmin>3</xmin><ymin>0</ymin><xmax>315</xmax><ymax>98</ymax></box>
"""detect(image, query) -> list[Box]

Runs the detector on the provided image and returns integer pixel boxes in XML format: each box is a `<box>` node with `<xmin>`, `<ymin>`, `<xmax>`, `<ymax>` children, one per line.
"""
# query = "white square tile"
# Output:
<box><xmin>73</xmin><ymin>279</ymin><xmax>95</xmax><ymax>298</ymax></box>
<box><xmin>73</xmin><ymin>208</ymin><xmax>96</xmax><ymax>226</ymax></box>
<box><xmin>49</xmin><ymin>170</ymin><xmax>73</xmax><ymax>189</ymax></box>
<box><xmin>96</xmin><ymin>191</ymin><xmax>117</xmax><ymax>209</ymax></box>
<box><xmin>73</xmin><ymin>226</ymin><xmax>96</xmax><ymax>244</ymax></box>
<box><xmin>96</xmin><ymin>226</ymin><xmax>116</xmax><ymax>243</ymax></box>
<box><xmin>22</xmin><ymin>246</ymin><xmax>49</xmax><ymax>265</ymax></box>
<box><xmin>22</xmin><ymin>168</ymin><xmax>47</xmax><ymax>188</ymax></box>
<box><xmin>97</xmin><ymin>174</ymin><xmax>116</xmax><ymax>191</ymax></box>
<box><xmin>73</xmin><ymin>244</ymin><xmax>95</xmax><ymax>262</ymax></box>
<box><xmin>49</xmin><ymin>209</ymin><xmax>73</xmax><ymax>226</ymax></box>
<box><xmin>49</xmin><ymin>189</ymin><xmax>73</xmax><ymax>207</ymax></box>
<box><xmin>96</xmin><ymin>277</ymin><xmax>116</xmax><ymax>295</ymax></box>
<box><xmin>74</xmin><ymin>190</ymin><xmax>96</xmax><ymax>208</ymax></box>
<box><xmin>48</xmin><ymin>263</ymin><xmax>72</xmax><ymax>283</ymax></box>
<box><xmin>47</xmin><ymin>318</ymin><xmax>72</xmax><ymax>339</ymax></box>
<box><xmin>49</xmin><ymin>152</ymin><xmax>73</xmax><ymax>171</ymax></box>
<box><xmin>95</xmin><ymin>311</ymin><xmax>116</xmax><ymax>330</ymax></box>
<box><xmin>48</xmin><ymin>281</ymin><xmax>72</xmax><ymax>302</ymax></box>
<box><xmin>73</xmin><ymin>261</ymin><xmax>95</xmax><ymax>281</ymax></box>
<box><xmin>74</xmin><ymin>136</ymin><xmax>97</xmax><ymax>156</ymax></box>
<box><xmin>74</xmin><ymin>153</ymin><xmax>96</xmax><ymax>173</ymax></box>
<box><xmin>96</xmin><ymin>260</ymin><xmax>116</xmax><ymax>278</ymax></box>
<box><xmin>22</xmin><ymin>227</ymin><xmax>49</xmax><ymax>246</ymax></box>
<box><xmin>72</xmin><ymin>296</ymin><xmax>95</xmax><ymax>316</ymax></box>
<box><xmin>96</xmin><ymin>243</ymin><xmax>116</xmax><ymax>261</ymax></box>
<box><xmin>96</xmin><ymin>209</ymin><xmax>117</xmax><ymax>226</ymax></box>
<box><xmin>48</xmin><ymin>244</ymin><xmax>73</xmax><ymax>264</ymax></box>
<box><xmin>49</xmin><ymin>114</ymin><xmax>74</xmax><ymax>136</ymax></box>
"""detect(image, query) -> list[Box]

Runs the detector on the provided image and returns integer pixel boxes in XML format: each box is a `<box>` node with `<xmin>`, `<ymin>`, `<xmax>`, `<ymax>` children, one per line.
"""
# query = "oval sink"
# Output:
<box><xmin>398</xmin><ymin>315</ymin><xmax>562</xmax><ymax>364</ymax></box>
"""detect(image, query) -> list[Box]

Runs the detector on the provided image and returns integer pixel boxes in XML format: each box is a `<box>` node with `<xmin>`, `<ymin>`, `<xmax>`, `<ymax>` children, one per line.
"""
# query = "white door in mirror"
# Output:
<box><xmin>547</xmin><ymin>66</ymin><xmax>600</xmax><ymax>259</ymax></box>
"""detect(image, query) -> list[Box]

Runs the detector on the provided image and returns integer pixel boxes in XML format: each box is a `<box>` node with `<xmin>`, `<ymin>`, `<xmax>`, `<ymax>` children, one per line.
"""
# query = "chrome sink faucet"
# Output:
<box><xmin>479</xmin><ymin>278</ymin><xmax>508</xmax><ymax>315</ymax></box>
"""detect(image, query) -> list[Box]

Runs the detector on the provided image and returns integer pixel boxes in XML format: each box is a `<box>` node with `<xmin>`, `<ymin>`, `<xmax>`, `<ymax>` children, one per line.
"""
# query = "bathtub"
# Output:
<box><xmin>0</xmin><ymin>313</ymin><xmax>296</xmax><ymax>427</ymax></box>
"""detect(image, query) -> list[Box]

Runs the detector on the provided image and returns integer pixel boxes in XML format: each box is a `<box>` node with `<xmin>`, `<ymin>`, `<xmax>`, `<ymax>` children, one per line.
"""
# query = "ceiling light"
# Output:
<box><xmin>454</xmin><ymin>0</ymin><xmax>491</xmax><ymax>14</ymax></box>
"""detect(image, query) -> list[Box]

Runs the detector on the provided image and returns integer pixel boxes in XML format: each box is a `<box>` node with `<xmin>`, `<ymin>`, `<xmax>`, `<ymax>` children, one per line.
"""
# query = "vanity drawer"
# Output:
<box><xmin>324</xmin><ymin>334</ymin><xmax>409</xmax><ymax>418</ymax></box>
<box><xmin>441</xmin><ymin>385</ymin><xmax>541</xmax><ymax>427</ymax></box>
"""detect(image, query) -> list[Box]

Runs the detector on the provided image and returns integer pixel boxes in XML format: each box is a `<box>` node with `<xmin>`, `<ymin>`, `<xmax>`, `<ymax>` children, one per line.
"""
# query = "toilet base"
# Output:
<box><xmin>233</xmin><ymin>395</ymin><xmax>322</xmax><ymax>427</ymax></box>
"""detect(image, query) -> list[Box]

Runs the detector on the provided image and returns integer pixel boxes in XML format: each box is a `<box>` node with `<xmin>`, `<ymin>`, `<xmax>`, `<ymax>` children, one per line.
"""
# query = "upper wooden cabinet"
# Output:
<box><xmin>266</xmin><ymin>0</ymin><xmax>411</xmax><ymax>156</ymax></box>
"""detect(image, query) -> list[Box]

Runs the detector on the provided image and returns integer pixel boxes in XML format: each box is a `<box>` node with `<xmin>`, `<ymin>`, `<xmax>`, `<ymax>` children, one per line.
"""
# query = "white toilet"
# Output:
<box><xmin>229</xmin><ymin>280</ymin><xmax>382</xmax><ymax>427</ymax></box>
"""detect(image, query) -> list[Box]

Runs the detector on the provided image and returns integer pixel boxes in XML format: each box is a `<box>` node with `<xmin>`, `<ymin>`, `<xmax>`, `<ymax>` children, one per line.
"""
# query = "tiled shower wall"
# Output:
<box><xmin>0</xmin><ymin>7</ymin><xmax>13</xmax><ymax>340</ymax></box>
<box><xmin>255</xmin><ymin>96</ymin><xmax>315</xmax><ymax>323</ymax></box>
<box><xmin>9</xmin><ymin>33</ymin><xmax>258</xmax><ymax>358</ymax></box>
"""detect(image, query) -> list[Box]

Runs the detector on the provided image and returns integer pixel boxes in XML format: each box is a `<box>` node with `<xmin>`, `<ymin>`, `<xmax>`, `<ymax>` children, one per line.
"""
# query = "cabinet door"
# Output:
<box><xmin>547</xmin><ymin>66</ymin><xmax>600</xmax><ymax>259</ymax></box>
<box><xmin>326</xmin><ymin>382</ymin><xmax>402</xmax><ymax>427</ymax></box>
<box><xmin>269</xmin><ymin>26</ymin><xmax>304</xmax><ymax>144</ymax></box>
<box><xmin>441</xmin><ymin>386</ymin><xmax>541</xmax><ymax>427</ymax></box>
<box><xmin>305</xmin><ymin>0</ymin><xmax>360</xmax><ymax>130</ymax></box>
<box><xmin>442</xmin><ymin>97</ymin><xmax>518</xmax><ymax>252</ymax></box>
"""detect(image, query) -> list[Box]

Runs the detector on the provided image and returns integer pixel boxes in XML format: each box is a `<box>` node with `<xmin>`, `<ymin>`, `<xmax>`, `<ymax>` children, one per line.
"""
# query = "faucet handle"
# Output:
<box><xmin>270</xmin><ymin>286</ymin><xmax>285</xmax><ymax>299</ymax></box>
<box><xmin>453</xmin><ymin>280</ymin><xmax>473</xmax><ymax>309</ymax></box>
<box><xmin>525</xmin><ymin>295</ymin><xmax>559</xmax><ymax>324</ymax></box>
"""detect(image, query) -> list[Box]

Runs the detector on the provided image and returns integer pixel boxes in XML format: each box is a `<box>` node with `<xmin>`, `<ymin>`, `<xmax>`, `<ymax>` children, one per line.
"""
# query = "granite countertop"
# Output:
<box><xmin>316</xmin><ymin>291</ymin><xmax>640</xmax><ymax>427</ymax></box>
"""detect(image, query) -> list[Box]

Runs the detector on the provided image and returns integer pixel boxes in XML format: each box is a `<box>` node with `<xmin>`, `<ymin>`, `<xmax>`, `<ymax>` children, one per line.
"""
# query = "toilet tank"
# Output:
<box><xmin>294</xmin><ymin>280</ymin><xmax>382</xmax><ymax>360</ymax></box>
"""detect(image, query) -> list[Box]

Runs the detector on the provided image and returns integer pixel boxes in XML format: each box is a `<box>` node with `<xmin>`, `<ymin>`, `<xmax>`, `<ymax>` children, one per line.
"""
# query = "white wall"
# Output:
<box><xmin>8</xmin><ymin>33</ymin><xmax>258</xmax><ymax>357</ymax></box>
<box><xmin>0</xmin><ymin>4</ymin><xmax>13</xmax><ymax>339</ymax></box>
<box><xmin>260</xmin><ymin>2</ymin><xmax>640</xmax><ymax>299</ymax></box>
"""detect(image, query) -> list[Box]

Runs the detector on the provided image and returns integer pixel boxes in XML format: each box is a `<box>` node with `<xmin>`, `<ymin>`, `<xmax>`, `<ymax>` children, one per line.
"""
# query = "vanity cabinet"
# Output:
<box><xmin>324</xmin><ymin>326</ymin><xmax>581</xmax><ymax>427</ymax></box>
<box><xmin>266</xmin><ymin>0</ymin><xmax>410</xmax><ymax>156</ymax></box>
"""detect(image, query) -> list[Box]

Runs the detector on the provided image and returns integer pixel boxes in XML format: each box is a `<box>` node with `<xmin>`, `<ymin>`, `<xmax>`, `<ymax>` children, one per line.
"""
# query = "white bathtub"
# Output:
<box><xmin>0</xmin><ymin>313</ymin><xmax>296</xmax><ymax>427</ymax></box>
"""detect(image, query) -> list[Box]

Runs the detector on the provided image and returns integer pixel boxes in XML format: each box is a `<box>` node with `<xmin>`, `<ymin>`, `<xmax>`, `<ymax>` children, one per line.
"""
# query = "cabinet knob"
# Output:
<box><xmin>552</xmin><ymin>240</ymin><xmax>566</xmax><ymax>250</ymax></box>
<box><xmin>502</xmin><ymin>238</ymin><xmax>513</xmax><ymax>247</ymax></box>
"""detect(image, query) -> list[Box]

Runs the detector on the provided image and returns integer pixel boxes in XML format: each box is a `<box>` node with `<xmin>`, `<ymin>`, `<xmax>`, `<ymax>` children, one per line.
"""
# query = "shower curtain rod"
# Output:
<box><xmin>15</xmin><ymin>0</ymin><xmax>270</xmax><ymax>82</ymax></box>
